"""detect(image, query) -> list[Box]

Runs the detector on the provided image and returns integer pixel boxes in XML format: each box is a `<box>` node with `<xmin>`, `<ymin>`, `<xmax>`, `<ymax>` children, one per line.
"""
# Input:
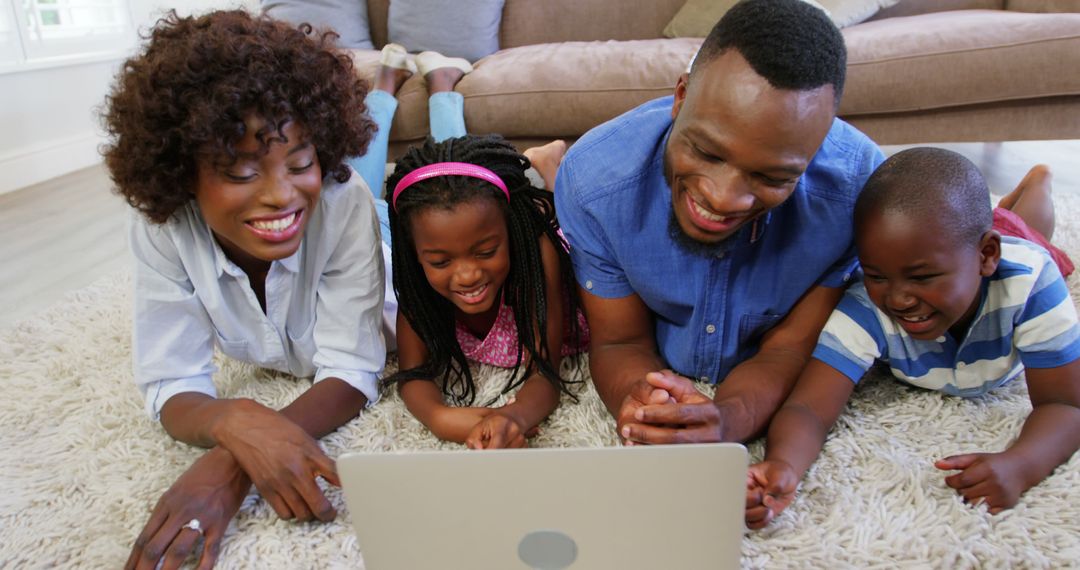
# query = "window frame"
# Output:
<box><xmin>1</xmin><ymin>0</ymin><xmax>134</xmax><ymax>74</ymax></box>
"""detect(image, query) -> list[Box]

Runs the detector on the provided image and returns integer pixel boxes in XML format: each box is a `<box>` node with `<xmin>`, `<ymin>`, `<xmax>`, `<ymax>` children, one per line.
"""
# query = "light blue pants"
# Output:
<box><xmin>348</xmin><ymin>89</ymin><xmax>468</xmax><ymax>247</ymax></box>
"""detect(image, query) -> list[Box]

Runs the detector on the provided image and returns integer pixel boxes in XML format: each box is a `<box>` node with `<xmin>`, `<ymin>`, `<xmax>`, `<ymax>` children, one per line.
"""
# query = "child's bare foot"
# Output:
<box><xmin>416</xmin><ymin>51</ymin><xmax>473</xmax><ymax>93</ymax></box>
<box><xmin>999</xmin><ymin>163</ymin><xmax>1055</xmax><ymax>240</ymax></box>
<box><xmin>523</xmin><ymin>140</ymin><xmax>568</xmax><ymax>192</ymax></box>
<box><xmin>375</xmin><ymin>43</ymin><xmax>414</xmax><ymax>95</ymax></box>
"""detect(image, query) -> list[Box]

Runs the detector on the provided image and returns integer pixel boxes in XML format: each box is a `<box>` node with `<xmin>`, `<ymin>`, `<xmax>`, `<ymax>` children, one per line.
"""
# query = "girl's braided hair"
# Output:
<box><xmin>385</xmin><ymin>134</ymin><xmax>582</xmax><ymax>405</ymax></box>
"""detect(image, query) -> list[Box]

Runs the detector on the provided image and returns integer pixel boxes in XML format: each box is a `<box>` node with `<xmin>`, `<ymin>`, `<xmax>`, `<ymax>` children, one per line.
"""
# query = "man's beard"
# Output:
<box><xmin>667</xmin><ymin>210</ymin><xmax>734</xmax><ymax>259</ymax></box>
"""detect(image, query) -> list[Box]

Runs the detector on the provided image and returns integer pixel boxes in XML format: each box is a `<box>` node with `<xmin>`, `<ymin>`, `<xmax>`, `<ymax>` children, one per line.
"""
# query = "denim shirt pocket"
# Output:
<box><xmin>737</xmin><ymin>313</ymin><xmax>784</xmax><ymax>362</ymax></box>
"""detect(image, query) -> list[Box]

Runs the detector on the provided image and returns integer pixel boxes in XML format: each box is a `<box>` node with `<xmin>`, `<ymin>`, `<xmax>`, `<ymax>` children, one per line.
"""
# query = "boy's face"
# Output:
<box><xmin>194</xmin><ymin>117</ymin><xmax>322</xmax><ymax>272</ymax></box>
<box><xmin>857</xmin><ymin>209</ymin><xmax>1000</xmax><ymax>341</ymax></box>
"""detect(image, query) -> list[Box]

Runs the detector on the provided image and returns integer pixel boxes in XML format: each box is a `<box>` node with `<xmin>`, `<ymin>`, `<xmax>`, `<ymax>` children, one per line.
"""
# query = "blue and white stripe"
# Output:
<box><xmin>814</xmin><ymin>237</ymin><xmax>1080</xmax><ymax>397</ymax></box>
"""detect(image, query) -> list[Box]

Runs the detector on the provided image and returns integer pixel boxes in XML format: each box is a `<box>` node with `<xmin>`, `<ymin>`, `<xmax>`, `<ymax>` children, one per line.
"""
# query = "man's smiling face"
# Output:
<box><xmin>664</xmin><ymin>49</ymin><xmax>836</xmax><ymax>248</ymax></box>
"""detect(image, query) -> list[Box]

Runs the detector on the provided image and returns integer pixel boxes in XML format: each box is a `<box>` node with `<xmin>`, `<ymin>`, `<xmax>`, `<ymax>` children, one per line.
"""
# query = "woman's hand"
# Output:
<box><xmin>211</xmin><ymin>399</ymin><xmax>340</xmax><ymax>522</ymax></box>
<box><xmin>126</xmin><ymin>447</ymin><xmax>250</xmax><ymax>570</ymax></box>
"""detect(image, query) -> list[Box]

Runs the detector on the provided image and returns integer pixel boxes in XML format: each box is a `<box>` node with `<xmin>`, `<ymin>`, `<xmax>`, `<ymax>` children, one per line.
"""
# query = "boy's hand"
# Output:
<box><xmin>213</xmin><ymin>400</ymin><xmax>339</xmax><ymax>523</ymax></box>
<box><xmin>126</xmin><ymin>447</ymin><xmax>250</xmax><ymax>570</ymax></box>
<box><xmin>935</xmin><ymin>452</ymin><xmax>1028</xmax><ymax>514</ymax></box>
<box><xmin>745</xmin><ymin>459</ymin><xmax>799</xmax><ymax>529</ymax></box>
<box><xmin>464</xmin><ymin>411</ymin><xmax>535</xmax><ymax>449</ymax></box>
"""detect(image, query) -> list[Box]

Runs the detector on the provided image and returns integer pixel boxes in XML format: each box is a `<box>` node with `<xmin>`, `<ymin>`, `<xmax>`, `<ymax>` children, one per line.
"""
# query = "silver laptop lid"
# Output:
<box><xmin>339</xmin><ymin>443</ymin><xmax>747</xmax><ymax>570</ymax></box>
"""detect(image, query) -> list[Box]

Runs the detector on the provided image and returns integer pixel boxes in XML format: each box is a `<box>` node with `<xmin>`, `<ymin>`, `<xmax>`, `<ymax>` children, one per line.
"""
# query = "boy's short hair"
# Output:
<box><xmin>102</xmin><ymin>10</ymin><xmax>375</xmax><ymax>224</ymax></box>
<box><xmin>854</xmin><ymin>147</ymin><xmax>992</xmax><ymax>247</ymax></box>
<box><xmin>691</xmin><ymin>0</ymin><xmax>846</xmax><ymax>105</ymax></box>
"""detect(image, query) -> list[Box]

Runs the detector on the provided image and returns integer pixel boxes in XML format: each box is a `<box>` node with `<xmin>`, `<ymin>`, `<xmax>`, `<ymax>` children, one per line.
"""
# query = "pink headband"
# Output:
<box><xmin>391</xmin><ymin>161</ymin><xmax>509</xmax><ymax>210</ymax></box>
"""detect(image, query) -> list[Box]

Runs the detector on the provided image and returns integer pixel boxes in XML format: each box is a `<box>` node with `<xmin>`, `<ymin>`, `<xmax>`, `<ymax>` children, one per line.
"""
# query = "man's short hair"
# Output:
<box><xmin>855</xmin><ymin>147</ymin><xmax>992</xmax><ymax>248</ymax></box>
<box><xmin>691</xmin><ymin>0</ymin><xmax>847</xmax><ymax>103</ymax></box>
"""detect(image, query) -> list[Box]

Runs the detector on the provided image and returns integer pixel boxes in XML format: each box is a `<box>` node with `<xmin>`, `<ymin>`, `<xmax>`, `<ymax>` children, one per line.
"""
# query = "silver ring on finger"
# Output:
<box><xmin>182</xmin><ymin>518</ymin><xmax>204</xmax><ymax>536</ymax></box>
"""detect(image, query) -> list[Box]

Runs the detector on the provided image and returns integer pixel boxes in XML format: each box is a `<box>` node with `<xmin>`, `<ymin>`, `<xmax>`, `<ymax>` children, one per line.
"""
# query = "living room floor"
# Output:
<box><xmin>2</xmin><ymin>140</ymin><xmax>1078</xmax><ymax>330</ymax></box>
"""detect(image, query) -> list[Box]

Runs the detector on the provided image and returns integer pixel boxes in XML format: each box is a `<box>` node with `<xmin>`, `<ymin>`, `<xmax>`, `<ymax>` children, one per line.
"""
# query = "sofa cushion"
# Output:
<box><xmin>660</xmin><ymin>0</ymin><xmax>874</xmax><ymax>38</ymax></box>
<box><xmin>1007</xmin><ymin>0</ymin><xmax>1080</xmax><ymax>12</ymax></box>
<box><xmin>500</xmin><ymin>0</ymin><xmax>684</xmax><ymax>48</ymax></box>
<box><xmin>841</xmin><ymin>10</ymin><xmax>1080</xmax><ymax>115</ymax></box>
<box><xmin>816</xmin><ymin>0</ymin><xmax>901</xmax><ymax>27</ymax></box>
<box><xmin>656</xmin><ymin>0</ymin><xmax>842</xmax><ymax>38</ymax></box>
<box><xmin>455</xmin><ymin>38</ymin><xmax>701</xmax><ymax>139</ymax></box>
<box><xmin>662</xmin><ymin>0</ymin><xmax>740</xmax><ymax>38</ymax></box>
<box><xmin>261</xmin><ymin>0</ymin><xmax>374</xmax><ymax>50</ymax></box>
<box><xmin>388</xmin><ymin>0</ymin><xmax>505</xmax><ymax>62</ymax></box>
<box><xmin>870</xmin><ymin>0</ymin><xmax>1003</xmax><ymax>19</ymax></box>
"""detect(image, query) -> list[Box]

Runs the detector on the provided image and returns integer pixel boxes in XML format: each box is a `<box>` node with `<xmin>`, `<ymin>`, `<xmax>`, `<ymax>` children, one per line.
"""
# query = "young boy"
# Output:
<box><xmin>745</xmin><ymin>148</ymin><xmax>1080</xmax><ymax>528</ymax></box>
<box><xmin>102</xmin><ymin>10</ymin><xmax>392</xmax><ymax>569</ymax></box>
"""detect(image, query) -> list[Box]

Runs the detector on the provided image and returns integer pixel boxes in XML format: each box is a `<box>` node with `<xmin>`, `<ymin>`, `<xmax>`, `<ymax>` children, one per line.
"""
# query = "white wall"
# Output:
<box><xmin>0</xmin><ymin>0</ymin><xmax>258</xmax><ymax>195</ymax></box>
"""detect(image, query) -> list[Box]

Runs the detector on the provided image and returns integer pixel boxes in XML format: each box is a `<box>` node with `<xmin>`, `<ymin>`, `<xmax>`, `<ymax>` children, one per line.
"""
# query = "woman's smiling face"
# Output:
<box><xmin>194</xmin><ymin>117</ymin><xmax>322</xmax><ymax>272</ymax></box>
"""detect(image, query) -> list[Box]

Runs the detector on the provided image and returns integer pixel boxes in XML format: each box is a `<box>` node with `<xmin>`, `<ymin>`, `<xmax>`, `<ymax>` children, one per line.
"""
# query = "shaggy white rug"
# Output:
<box><xmin>2</xmin><ymin>192</ymin><xmax>1079</xmax><ymax>569</ymax></box>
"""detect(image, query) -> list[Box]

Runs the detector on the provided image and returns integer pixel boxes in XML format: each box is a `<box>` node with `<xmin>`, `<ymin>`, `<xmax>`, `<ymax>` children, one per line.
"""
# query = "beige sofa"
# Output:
<box><xmin>349</xmin><ymin>0</ymin><xmax>1080</xmax><ymax>153</ymax></box>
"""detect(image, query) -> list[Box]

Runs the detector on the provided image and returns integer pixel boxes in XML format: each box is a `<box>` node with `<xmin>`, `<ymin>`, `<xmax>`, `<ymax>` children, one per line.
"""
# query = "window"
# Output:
<box><xmin>1</xmin><ymin>2</ymin><xmax>23</xmax><ymax>66</ymax></box>
<box><xmin>2</xmin><ymin>0</ymin><xmax>134</xmax><ymax>69</ymax></box>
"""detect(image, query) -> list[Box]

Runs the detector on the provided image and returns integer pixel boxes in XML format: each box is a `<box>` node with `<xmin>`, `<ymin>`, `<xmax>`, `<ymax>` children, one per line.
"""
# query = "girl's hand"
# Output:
<box><xmin>212</xmin><ymin>400</ymin><xmax>340</xmax><ymax>522</ymax></box>
<box><xmin>935</xmin><ymin>452</ymin><xmax>1028</xmax><ymax>514</ymax></box>
<box><xmin>126</xmin><ymin>447</ymin><xmax>250</xmax><ymax>570</ymax></box>
<box><xmin>745</xmin><ymin>459</ymin><xmax>799</xmax><ymax>529</ymax></box>
<box><xmin>428</xmin><ymin>406</ymin><xmax>494</xmax><ymax>443</ymax></box>
<box><xmin>465</xmin><ymin>411</ymin><xmax>533</xmax><ymax>449</ymax></box>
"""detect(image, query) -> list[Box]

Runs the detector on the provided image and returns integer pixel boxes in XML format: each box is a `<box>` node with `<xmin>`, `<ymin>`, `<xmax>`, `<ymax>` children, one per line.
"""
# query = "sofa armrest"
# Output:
<box><xmin>500</xmin><ymin>0</ymin><xmax>685</xmax><ymax>48</ymax></box>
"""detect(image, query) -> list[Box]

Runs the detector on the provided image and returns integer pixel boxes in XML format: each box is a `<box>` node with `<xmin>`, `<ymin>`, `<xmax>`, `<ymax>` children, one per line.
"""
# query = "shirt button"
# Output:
<box><xmin>843</xmin><ymin>272</ymin><xmax>852</xmax><ymax>282</ymax></box>
<box><xmin>585</xmin><ymin>280</ymin><xmax>593</xmax><ymax>290</ymax></box>
<box><xmin>699</xmin><ymin>375</ymin><xmax>709</xmax><ymax>382</ymax></box>
<box><xmin>957</xmin><ymin>362</ymin><xmax>966</xmax><ymax>369</ymax></box>
<box><xmin>706</xmin><ymin>324</ymin><xmax>716</xmax><ymax>334</ymax></box>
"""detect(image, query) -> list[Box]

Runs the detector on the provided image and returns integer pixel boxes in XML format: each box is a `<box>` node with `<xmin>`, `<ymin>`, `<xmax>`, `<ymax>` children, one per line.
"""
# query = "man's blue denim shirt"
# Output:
<box><xmin>555</xmin><ymin>96</ymin><xmax>885</xmax><ymax>383</ymax></box>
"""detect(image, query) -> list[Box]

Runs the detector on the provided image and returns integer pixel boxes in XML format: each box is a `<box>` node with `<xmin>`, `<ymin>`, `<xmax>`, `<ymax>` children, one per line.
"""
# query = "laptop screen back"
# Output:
<box><xmin>339</xmin><ymin>443</ymin><xmax>747</xmax><ymax>570</ymax></box>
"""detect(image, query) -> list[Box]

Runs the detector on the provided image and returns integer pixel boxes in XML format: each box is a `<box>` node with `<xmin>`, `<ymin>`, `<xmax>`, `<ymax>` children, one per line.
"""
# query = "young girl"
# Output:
<box><xmin>385</xmin><ymin>134</ymin><xmax>589</xmax><ymax>449</ymax></box>
<box><xmin>102</xmin><ymin>10</ymin><xmax>389</xmax><ymax>569</ymax></box>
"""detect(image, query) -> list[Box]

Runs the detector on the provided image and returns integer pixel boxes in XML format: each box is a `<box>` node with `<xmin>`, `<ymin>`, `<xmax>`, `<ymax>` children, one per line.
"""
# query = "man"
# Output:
<box><xmin>554</xmin><ymin>0</ymin><xmax>884</xmax><ymax>444</ymax></box>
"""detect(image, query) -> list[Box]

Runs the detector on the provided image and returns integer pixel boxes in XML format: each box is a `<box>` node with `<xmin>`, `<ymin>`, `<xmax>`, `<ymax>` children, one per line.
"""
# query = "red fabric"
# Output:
<box><xmin>993</xmin><ymin>207</ymin><xmax>1074</xmax><ymax>277</ymax></box>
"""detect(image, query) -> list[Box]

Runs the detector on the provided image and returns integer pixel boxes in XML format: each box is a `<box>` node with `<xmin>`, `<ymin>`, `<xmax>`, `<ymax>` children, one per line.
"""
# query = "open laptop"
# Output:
<box><xmin>338</xmin><ymin>443</ymin><xmax>747</xmax><ymax>570</ymax></box>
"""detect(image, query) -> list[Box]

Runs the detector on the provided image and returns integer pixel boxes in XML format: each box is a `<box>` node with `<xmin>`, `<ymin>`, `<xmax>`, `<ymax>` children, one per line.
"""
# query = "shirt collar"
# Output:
<box><xmin>748</xmin><ymin>211</ymin><xmax>772</xmax><ymax>244</ymax></box>
<box><xmin>210</xmin><ymin>234</ymin><xmax>244</xmax><ymax>279</ymax></box>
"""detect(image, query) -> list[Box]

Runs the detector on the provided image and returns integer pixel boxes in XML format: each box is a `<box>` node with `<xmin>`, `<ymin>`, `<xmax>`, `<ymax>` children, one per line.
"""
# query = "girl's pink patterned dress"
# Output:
<box><xmin>455</xmin><ymin>301</ymin><xmax>590</xmax><ymax>368</ymax></box>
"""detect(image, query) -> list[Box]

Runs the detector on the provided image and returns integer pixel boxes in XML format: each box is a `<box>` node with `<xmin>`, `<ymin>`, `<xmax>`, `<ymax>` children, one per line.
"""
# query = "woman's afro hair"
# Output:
<box><xmin>101</xmin><ymin>9</ymin><xmax>375</xmax><ymax>223</ymax></box>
